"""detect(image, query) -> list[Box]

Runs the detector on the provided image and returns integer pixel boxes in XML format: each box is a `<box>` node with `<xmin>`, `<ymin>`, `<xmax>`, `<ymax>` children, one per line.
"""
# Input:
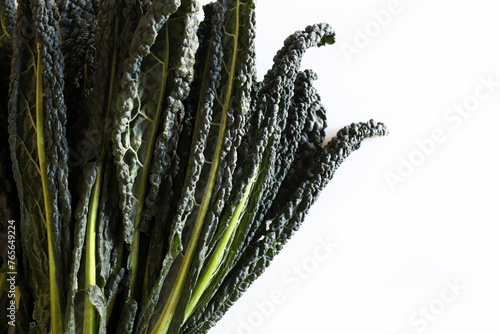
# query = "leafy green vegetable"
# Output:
<box><xmin>113</xmin><ymin>0</ymin><xmax>199</xmax><ymax>306</ymax></box>
<box><xmin>0</xmin><ymin>0</ymin><xmax>17</xmax><ymax>230</ymax></box>
<box><xmin>0</xmin><ymin>5</ymin><xmax>23</xmax><ymax>328</ymax></box>
<box><xmin>60</xmin><ymin>0</ymin><xmax>96</xmax><ymax>154</ymax></box>
<box><xmin>65</xmin><ymin>0</ymin><xmax>147</xmax><ymax>331</ymax></box>
<box><xmin>183</xmin><ymin>23</ymin><xmax>336</xmax><ymax>325</ymax></box>
<box><xmin>147</xmin><ymin>1</ymin><xmax>258</xmax><ymax>332</ymax></box>
<box><xmin>182</xmin><ymin>69</ymin><xmax>317</xmax><ymax>324</ymax></box>
<box><xmin>8</xmin><ymin>0</ymin><xmax>72</xmax><ymax>332</ymax></box>
<box><xmin>182</xmin><ymin>121</ymin><xmax>388</xmax><ymax>334</ymax></box>
<box><xmin>3</xmin><ymin>1</ymin><xmax>388</xmax><ymax>333</ymax></box>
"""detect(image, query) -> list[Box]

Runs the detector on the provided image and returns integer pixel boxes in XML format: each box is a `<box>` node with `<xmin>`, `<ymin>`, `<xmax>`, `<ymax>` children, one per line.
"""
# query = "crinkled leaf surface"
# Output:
<box><xmin>8</xmin><ymin>0</ymin><xmax>71</xmax><ymax>332</ymax></box>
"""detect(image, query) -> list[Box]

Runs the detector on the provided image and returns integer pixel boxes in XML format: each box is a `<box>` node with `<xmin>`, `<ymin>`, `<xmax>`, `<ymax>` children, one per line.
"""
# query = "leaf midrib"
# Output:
<box><xmin>35</xmin><ymin>42</ymin><xmax>63</xmax><ymax>334</ymax></box>
<box><xmin>184</xmin><ymin>167</ymin><xmax>258</xmax><ymax>319</ymax></box>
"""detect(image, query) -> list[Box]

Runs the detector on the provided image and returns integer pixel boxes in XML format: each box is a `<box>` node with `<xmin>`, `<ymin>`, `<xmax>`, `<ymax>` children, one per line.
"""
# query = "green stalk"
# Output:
<box><xmin>151</xmin><ymin>3</ymin><xmax>242</xmax><ymax>333</ymax></box>
<box><xmin>36</xmin><ymin>43</ymin><xmax>63</xmax><ymax>334</ymax></box>
<box><xmin>183</xmin><ymin>131</ymin><xmax>276</xmax><ymax>320</ymax></box>
<box><xmin>150</xmin><ymin>89</ymin><xmax>229</xmax><ymax>333</ymax></box>
<box><xmin>83</xmin><ymin>175</ymin><xmax>100</xmax><ymax>333</ymax></box>
<box><xmin>184</xmin><ymin>169</ymin><xmax>257</xmax><ymax>319</ymax></box>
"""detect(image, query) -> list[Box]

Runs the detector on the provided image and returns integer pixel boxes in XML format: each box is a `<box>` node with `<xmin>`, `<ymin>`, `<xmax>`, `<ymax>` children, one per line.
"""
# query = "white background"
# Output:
<box><xmin>197</xmin><ymin>0</ymin><xmax>500</xmax><ymax>333</ymax></box>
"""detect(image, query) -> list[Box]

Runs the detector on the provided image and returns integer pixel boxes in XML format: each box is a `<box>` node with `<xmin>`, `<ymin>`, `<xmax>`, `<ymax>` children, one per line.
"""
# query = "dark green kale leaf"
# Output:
<box><xmin>182</xmin><ymin>121</ymin><xmax>388</xmax><ymax>334</ymax></box>
<box><xmin>181</xmin><ymin>24</ymin><xmax>335</xmax><ymax>329</ymax></box>
<box><xmin>0</xmin><ymin>1</ymin><xmax>21</xmax><ymax>318</ymax></box>
<box><xmin>147</xmin><ymin>1</ymin><xmax>257</xmax><ymax>333</ymax></box>
<box><xmin>0</xmin><ymin>0</ymin><xmax>17</xmax><ymax>258</ymax></box>
<box><xmin>139</xmin><ymin>4</ymin><xmax>215</xmax><ymax>313</ymax></box>
<box><xmin>59</xmin><ymin>0</ymin><xmax>97</xmax><ymax>160</ymax></box>
<box><xmin>65</xmin><ymin>0</ymin><xmax>143</xmax><ymax>331</ymax></box>
<box><xmin>8</xmin><ymin>0</ymin><xmax>71</xmax><ymax>332</ymax></box>
<box><xmin>112</xmin><ymin>2</ymin><xmax>201</xmax><ymax>315</ymax></box>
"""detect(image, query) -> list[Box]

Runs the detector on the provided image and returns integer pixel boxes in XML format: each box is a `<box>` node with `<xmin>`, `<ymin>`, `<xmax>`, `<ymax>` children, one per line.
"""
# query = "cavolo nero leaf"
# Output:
<box><xmin>134</xmin><ymin>5</ymin><xmax>215</xmax><ymax>332</ymax></box>
<box><xmin>8</xmin><ymin>0</ymin><xmax>71</xmax><ymax>332</ymax></box>
<box><xmin>239</xmin><ymin>24</ymin><xmax>335</xmax><ymax>250</ymax></box>
<box><xmin>178</xmin><ymin>0</ymin><xmax>258</xmax><ymax>322</ymax></box>
<box><xmin>59</xmin><ymin>0</ymin><xmax>97</xmax><ymax>155</ymax></box>
<box><xmin>182</xmin><ymin>68</ymin><xmax>310</xmax><ymax>322</ymax></box>
<box><xmin>0</xmin><ymin>0</ymin><xmax>15</xmax><ymax>90</ymax></box>
<box><xmin>182</xmin><ymin>121</ymin><xmax>388</xmax><ymax>334</ymax></box>
<box><xmin>87</xmin><ymin>284</ymin><xmax>108</xmax><ymax>333</ymax></box>
<box><xmin>112</xmin><ymin>0</ymin><xmax>201</xmax><ymax>309</ymax></box>
<box><xmin>113</xmin><ymin>0</ymin><xmax>181</xmax><ymax>251</ymax></box>
<box><xmin>0</xmin><ymin>0</ymin><xmax>15</xmax><ymax>37</ymax></box>
<box><xmin>147</xmin><ymin>1</ymin><xmax>257</xmax><ymax>333</ymax></box>
<box><xmin>266</xmin><ymin>70</ymin><xmax>328</xmax><ymax>220</ymax></box>
<box><xmin>59</xmin><ymin>2</ymin><xmax>98</xmax><ymax>330</ymax></box>
<box><xmin>4</xmin><ymin>0</ymin><xmax>389</xmax><ymax>331</ymax></box>
<box><xmin>0</xmin><ymin>0</ymin><xmax>17</xmax><ymax>244</ymax></box>
<box><xmin>256</xmin><ymin>122</ymin><xmax>389</xmax><ymax>272</ymax></box>
<box><xmin>0</xmin><ymin>7</ymin><xmax>25</xmax><ymax>317</ymax></box>
<box><xmin>140</xmin><ymin>0</ymin><xmax>200</xmax><ymax>235</ymax></box>
<box><xmin>182</xmin><ymin>24</ymin><xmax>335</xmax><ymax>325</ymax></box>
<box><xmin>65</xmin><ymin>0</ymin><xmax>143</xmax><ymax>331</ymax></box>
<box><xmin>130</xmin><ymin>1</ymin><xmax>201</xmax><ymax>332</ymax></box>
<box><xmin>141</xmin><ymin>0</ymin><xmax>214</xmax><ymax>303</ymax></box>
<box><xmin>0</xmin><ymin>0</ymin><xmax>21</xmax><ymax>316</ymax></box>
<box><xmin>266</xmin><ymin>69</ymin><xmax>321</xmax><ymax>206</ymax></box>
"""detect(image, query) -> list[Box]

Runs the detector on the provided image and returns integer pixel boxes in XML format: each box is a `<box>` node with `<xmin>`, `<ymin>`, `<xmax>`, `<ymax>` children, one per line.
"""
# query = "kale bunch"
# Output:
<box><xmin>0</xmin><ymin>0</ymin><xmax>387</xmax><ymax>332</ymax></box>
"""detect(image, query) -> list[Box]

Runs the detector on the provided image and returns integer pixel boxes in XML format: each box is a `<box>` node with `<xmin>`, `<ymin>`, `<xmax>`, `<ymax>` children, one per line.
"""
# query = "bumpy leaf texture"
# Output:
<box><xmin>8</xmin><ymin>0</ymin><xmax>71</xmax><ymax>332</ymax></box>
<box><xmin>0</xmin><ymin>5</ymin><xmax>18</xmax><ymax>307</ymax></box>
<box><xmin>113</xmin><ymin>3</ymin><xmax>201</xmax><ymax>317</ymax></box>
<box><xmin>65</xmin><ymin>0</ymin><xmax>144</xmax><ymax>331</ymax></box>
<box><xmin>181</xmin><ymin>24</ymin><xmax>335</xmax><ymax>330</ymax></box>
<box><xmin>60</xmin><ymin>0</ymin><xmax>96</xmax><ymax>151</ymax></box>
<box><xmin>183</xmin><ymin>70</ymin><xmax>316</xmax><ymax>325</ymax></box>
<box><xmin>146</xmin><ymin>1</ymin><xmax>257</xmax><ymax>333</ymax></box>
<box><xmin>182</xmin><ymin>121</ymin><xmax>388</xmax><ymax>334</ymax></box>
<box><xmin>2</xmin><ymin>0</ymin><xmax>388</xmax><ymax>332</ymax></box>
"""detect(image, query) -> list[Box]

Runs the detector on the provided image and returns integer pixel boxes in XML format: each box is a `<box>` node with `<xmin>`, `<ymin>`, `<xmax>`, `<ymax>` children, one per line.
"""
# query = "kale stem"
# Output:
<box><xmin>83</xmin><ymin>170</ymin><xmax>101</xmax><ymax>333</ymax></box>
<box><xmin>184</xmin><ymin>169</ymin><xmax>257</xmax><ymax>319</ymax></box>
<box><xmin>36</xmin><ymin>43</ymin><xmax>63</xmax><ymax>334</ymax></box>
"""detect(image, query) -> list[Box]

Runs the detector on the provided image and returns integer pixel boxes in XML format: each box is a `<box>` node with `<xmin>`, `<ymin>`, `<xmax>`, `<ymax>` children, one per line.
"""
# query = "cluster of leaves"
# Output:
<box><xmin>0</xmin><ymin>0</ymin><xmax>387</xmax><ymax>333</ymax></box>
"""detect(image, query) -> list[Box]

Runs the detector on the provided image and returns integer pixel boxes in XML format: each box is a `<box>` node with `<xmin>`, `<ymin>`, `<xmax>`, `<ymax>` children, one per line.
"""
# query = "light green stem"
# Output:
<box><xmin>83</xmin><ymin>171</ymin><xmax>101</xmax><ymax>333</ymax></box>
<box><xmin>36</xmin><ymin>43</ymin><xmax>63</xmax><ymax>334</ymax></box>
<box><xmin>184</xmin><ymin>170</ymin><xmax>257</xmax><ymax>319</ymax></box>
